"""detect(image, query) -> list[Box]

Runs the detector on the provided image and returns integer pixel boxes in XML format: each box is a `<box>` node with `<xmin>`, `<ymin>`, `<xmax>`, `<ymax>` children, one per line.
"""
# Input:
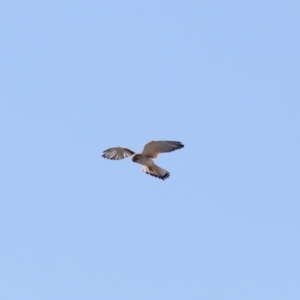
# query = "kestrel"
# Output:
<box><xmin>102</xmin><ymin>140</ymin><xmax>184</xmax><ymax>180</ymax></box>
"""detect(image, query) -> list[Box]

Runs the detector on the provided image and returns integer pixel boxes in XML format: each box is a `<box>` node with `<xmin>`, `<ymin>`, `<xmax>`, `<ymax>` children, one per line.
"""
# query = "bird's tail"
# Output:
<box><xmin>142</xmin><ymin>164</ymin><xmax>170</xmax><ymax>180</ymax></box>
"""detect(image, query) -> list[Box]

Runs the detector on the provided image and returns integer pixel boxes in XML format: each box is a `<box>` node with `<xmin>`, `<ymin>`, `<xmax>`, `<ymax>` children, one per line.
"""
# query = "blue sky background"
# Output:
<box><xmin>1</xmin><ymin>1</ymin><xmax>300</xmax><ymax>299</ymax></box>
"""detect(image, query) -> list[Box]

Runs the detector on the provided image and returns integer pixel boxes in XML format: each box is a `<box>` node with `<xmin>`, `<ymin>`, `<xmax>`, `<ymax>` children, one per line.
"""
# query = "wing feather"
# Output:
<box><xmin>142</xmin><ymin>141</ymin><xmax>184</xmax><ymax>158</ymax></box>
<box><xmin>102</xmin><ymin>147</ymin><xmax>135</xmax><ymax>160</ymax></box>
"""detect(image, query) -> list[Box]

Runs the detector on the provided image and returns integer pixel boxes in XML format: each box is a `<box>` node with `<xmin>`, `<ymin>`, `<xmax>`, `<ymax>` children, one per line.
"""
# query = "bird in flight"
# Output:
<box><xmin>102</xmin><ymin>140</ymin><xmax>184</xmax><ymax>180</ymax></box>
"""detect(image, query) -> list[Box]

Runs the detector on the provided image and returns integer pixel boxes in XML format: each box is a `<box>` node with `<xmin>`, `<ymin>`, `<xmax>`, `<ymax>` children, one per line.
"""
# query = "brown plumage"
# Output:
<box><xmin>102</xmin><ymin>140</ymin><xmax>184</xmax><ymax>180</ymax></box>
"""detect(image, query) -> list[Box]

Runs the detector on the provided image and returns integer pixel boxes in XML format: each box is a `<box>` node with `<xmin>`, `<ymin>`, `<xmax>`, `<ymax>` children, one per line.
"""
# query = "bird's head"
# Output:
<box><xmin>132</xmin><ymin>154</ymin><xmax>141</xmax><ymax>163</ymax></box>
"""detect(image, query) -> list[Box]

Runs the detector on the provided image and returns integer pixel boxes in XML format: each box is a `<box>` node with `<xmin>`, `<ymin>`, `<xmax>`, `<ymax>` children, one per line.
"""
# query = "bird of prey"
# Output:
<box><xmin>102</xmin><ymin>140</ymin><xmax>184</xmax><ymax>180</ymax></box>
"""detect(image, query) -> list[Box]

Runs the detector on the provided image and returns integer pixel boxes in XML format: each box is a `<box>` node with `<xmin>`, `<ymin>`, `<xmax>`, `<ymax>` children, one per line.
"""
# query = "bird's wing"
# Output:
<box><xmin>141</xmin><ymin>141</ymin><xmax>184</xmax><ymax>158</ymax></box>
<box><xmin>102</xmin><ymin>147</ymin><xmax>135</xmax><ymax>160</ymax></box>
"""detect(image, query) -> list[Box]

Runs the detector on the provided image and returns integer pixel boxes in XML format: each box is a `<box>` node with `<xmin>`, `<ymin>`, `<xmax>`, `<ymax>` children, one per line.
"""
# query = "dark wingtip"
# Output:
<box><xmin>170</xmin><ymin>142</ymin><xmax>184</xmax><ymax>152</ymax></box>
<box><xmin>102</xmin><ymin>154</ymin><xmax>114</xmax><ymax>160</ymax></box>
<box><xmin>161</xmin><ymin>172</ymin><xmax>170</xmax><ymax>180</ymax></box>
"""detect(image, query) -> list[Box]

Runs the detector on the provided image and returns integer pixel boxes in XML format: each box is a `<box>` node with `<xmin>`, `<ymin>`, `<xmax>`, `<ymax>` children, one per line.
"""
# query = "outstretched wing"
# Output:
<box><xmin>142</xmin><ymin>140</ymin><xmax>184</xmax><ymax>158</ymax></box>
<box><xmin>102</xmin><ymin>147</ymin><xmax>135</xmax><ymax>160</ymax></box>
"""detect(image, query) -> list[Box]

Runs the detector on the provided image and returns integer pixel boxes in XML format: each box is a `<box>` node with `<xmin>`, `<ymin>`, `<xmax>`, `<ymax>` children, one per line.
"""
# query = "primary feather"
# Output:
<box><xmin>102</xmin><ymin>147</ymin><xmax>135</xmax><ymax>160</ymax></box>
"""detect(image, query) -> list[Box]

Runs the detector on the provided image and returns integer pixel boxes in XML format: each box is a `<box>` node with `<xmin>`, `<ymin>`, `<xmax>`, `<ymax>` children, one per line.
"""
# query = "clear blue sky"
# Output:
<box><xmin>1</xmin><ymin>1</ymin><xmax>300</xmax><ymax>299</ymax></box>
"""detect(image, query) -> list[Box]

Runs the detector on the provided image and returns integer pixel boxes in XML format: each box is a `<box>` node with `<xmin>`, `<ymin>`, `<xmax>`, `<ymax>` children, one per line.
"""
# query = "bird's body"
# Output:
<box><xmin>132</xmin><ymin>154</ymin><xmax>154</xmax><ymax>166</ymax></box>
<box><xmin>102</xmin><ymin>140</ymin><xmax>184</xmax><ymax>180</ymax></box>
